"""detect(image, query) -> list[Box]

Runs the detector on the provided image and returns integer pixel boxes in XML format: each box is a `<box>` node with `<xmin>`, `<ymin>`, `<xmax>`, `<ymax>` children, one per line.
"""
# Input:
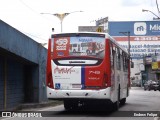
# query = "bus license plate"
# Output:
<box><xmin>72</xmin><ymin>84</ymin><xmax>82</xmax><ymax>88</ymax></box>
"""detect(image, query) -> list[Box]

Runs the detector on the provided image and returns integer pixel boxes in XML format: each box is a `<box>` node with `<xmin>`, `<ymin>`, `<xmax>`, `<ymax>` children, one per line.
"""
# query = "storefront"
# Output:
<box><xmin>143</xmin><ymin>55</ymin><xmax>160</xmax><ymax>83</ymax></box>
<box><xmin>151</xmin><ymin>61</ymin><xmax>160</xmax><ymax>80</ymax></box>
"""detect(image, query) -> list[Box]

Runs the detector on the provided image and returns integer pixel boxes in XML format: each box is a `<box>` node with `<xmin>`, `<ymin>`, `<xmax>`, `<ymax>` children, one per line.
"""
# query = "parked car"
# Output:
<box><xmin>144</xmin><ymin>80</ymin><xmax>160</xmax><ymax>91</ymax></box>
<box><xmin>157</xmin><ymin>80</ymin><xmax>160</xmax><ymax>91</ymax></box>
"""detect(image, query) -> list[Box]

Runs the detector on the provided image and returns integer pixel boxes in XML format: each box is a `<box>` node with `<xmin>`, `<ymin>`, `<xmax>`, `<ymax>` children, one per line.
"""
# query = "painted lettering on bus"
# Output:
<box><xmin>89</xmin><ymin>71</ymin><xmax>100</xmax><ymax>75</ymax></box>
<box><xmin>79</xmin><ymin>38</ymin><xmax>93</xmax><ymax>43</ymax></box>
<box><xmin>54</xmin><ymin>66</ymin><xmax>75</xmax><ymax>74</ymax></box>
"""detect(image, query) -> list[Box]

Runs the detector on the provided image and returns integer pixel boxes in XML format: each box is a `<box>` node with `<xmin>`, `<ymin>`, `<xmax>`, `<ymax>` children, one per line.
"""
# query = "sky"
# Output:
<box><xmin>0</xmin><ymin>0</ymin><xmax>159</xmax><ymax>45</ymax></box>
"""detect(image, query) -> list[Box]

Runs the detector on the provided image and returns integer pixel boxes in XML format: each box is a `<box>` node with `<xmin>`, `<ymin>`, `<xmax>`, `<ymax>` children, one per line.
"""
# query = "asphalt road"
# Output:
<box><xmin>1</xmin><ymin>87</ymin><xmax>160</xmax><ymax>120</ymax></box>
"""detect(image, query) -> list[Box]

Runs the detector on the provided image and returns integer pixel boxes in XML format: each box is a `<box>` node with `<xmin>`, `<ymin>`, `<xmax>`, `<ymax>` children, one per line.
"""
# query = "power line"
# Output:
<box><xmin>23</xmin><ymin>32</ymin><xmax>47</xmax><ymax>41</ymax></box>
<box><xmin>18</xmin><ymin>29</ymin><xmax>48</xmax><ymax>41</ymax></box>
<box><xmin>17</xmin><ymin>0</ymin><xmax>53</xmax><ymax>42</ymax></box>
<box><xmin>18</xmin><ymin>0</ymin><xmax>55</xmax><ymax>23</ymax></box>
<box><xmin>18</xmin><ymin>0</ymin><xmax>39</xmax><ymax>14</ymax></box>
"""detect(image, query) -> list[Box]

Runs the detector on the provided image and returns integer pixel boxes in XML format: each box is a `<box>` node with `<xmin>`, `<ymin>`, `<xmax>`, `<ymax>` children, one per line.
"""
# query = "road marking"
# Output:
<box><xmin>1</xmin><ymin>117</ymin><xmax>14</xmax><ymax>120</ymax></box>
<box><xmin>38</xmin><ymin>105</ymin><xmax>64</xmax><ymax>111</ymax></box>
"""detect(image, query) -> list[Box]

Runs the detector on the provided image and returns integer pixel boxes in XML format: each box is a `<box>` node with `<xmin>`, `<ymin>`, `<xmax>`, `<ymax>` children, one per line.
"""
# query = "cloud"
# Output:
<box><xmin>121</xmin><ymin>0</ymin><xmax>156</xmax><ymax>7</ymax></box>
<box><xmin>0</xmin><ymin>0</ymin><xmax>159</xmax><ymax>43</ymax></box>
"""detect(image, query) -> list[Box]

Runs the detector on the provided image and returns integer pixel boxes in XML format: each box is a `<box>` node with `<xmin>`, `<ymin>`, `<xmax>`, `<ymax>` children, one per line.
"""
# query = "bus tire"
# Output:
<box><xmin>64</xmin><ymin>100</ymin><xmax>78</xmax><ymax>110</ymax></box>
<box><xmin>64</xmin><ymin>100</ymin><xmax>71</xmax><ymax>110</ymax></box>
<box><xmin>114</xmin><ymin>86</ymin><xmax>120</xmax><ymax>111</ymax></box>
<box><xmin>120</xmin><ymin>98</ymin><xmax>126</xmax><ymax>105</ymax></box>
<box><xmin>127</xmin><ymin>84</ymin><xmax>129</xmax><ymax>96</ymax></box>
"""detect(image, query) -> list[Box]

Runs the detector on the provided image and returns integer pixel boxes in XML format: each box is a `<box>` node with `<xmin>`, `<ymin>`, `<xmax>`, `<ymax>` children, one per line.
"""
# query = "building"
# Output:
<box><xmin>143</xmin><ymin>54</ymin><xmax>160</xmax><ymax>83</ymax></box>
<box><xmin>108</xmin><ymin>21</ymin><xmax>160</xmax><ymax>85</ymax></box>
<box><xmin>0</xmin><ymin>20</ymin><xmax>48</xmax><ymax>110</ymax></box>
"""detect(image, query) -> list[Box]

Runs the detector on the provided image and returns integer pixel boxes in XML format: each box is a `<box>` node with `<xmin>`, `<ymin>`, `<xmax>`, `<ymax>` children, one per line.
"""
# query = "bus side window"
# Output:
<box><xmin>116</xmin><ymin>48</ymin><xmax>121</xmax><ymax>70</ymax></box>
<box><xmin>110</xmin><ymin>42</ymin><xmax>114</xmax><ymax>68</ymax></box>
<box><xmin>126</xmin><ymin>56</ymin><xmax>129</xmax><ymax>71</ymax></box>
<box><xmin>122</xmin><ymin>52</ymin><xmax>128</xmax><ymax>71</ymax></box>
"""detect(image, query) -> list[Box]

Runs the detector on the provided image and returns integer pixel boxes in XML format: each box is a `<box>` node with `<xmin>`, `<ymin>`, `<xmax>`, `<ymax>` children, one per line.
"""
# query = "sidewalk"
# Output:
<box><xmin>130</xmin><ymin>86</ymin><xmax>144</xmax><ymax>90</ymax></box>
<box><xmin>11</xmin><ymin>100</ymin><xmax>63</xmax><ymax>111</ymax></box>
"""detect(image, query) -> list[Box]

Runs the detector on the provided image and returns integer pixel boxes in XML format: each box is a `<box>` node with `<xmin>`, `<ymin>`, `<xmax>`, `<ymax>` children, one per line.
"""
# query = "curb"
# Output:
<box><xmin>9</xmin><ymin>100</ymin><xmax>63</xmax><ymax>111</ymax></box>
<box><xmin>21</xmin><ymin>101</ymin><xmax>62</xmax><ymax>109</ymax></box>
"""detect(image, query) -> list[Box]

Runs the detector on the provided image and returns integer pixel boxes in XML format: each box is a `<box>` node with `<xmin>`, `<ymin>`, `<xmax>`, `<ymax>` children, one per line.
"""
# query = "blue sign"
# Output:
<box><xmin>108</xmin><ymin>21</ymin><xmax>160</xmax><ymax>36</ymax></box>
<box><xmin>55</xmin><ymin>83</ymin><xmax>61</xmax><ymax>89</ymax></box>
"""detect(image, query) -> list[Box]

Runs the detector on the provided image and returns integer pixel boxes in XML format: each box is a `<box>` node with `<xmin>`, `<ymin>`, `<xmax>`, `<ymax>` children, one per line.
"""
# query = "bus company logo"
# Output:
<box><xmin>134</xmin><ymin>22</ymin><xmax>147</xmax><ymax>35</ymax></box>
<box><xmin>56</xmin><ymin>39</ymin><xmax>68</xmax><ymax>50</ymax></box>
<box><xmin>54</xmin><ymin>66</ymin><xmax>76</xmax><ymax>74</ymax></box>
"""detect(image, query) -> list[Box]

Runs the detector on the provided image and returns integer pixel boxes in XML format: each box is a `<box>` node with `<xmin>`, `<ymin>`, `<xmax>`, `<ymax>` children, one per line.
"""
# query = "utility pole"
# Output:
<box><xmin>142</xmin><ymin>0</ymin><xmax>160</xmax><ymax>20</ymax></box>
<box><xmin>119</xmin><ymin>31</ymin><xmax>130</xmax><ymax>59</ymax></box>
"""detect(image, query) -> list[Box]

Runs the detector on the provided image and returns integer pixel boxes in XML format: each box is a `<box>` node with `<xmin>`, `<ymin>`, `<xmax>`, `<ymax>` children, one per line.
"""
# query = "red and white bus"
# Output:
<box><xmin>46</xmin><ymin>32</ymin><xmax>131</xmax><ymax>110</ymax></box>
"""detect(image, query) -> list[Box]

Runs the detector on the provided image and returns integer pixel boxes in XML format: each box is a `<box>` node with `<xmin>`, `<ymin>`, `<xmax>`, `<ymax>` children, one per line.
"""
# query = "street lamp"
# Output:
<box><xmin>142</xmin><ymin>9</ymin><xmax>160</xmax><ymax>20</ymax></box>
<box><xmin>41</xmin><ymin>11</ymin><xmax>83</xmax><ymax>32</ymax></box>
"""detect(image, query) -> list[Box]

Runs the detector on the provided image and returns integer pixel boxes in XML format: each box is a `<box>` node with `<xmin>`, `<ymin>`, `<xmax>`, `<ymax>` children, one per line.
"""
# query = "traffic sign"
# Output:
<box><xmin>96</xmin><ymin>27</ymin><xmax>103</xmax><ymax>32</ymax></box>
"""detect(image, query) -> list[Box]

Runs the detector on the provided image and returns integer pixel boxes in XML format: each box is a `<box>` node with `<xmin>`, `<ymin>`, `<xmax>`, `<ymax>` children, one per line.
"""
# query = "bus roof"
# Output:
<box><xmin>51</xmin><ymin>32</ymin><xmax>128</xmax><ymax>54</ymax></box>
<box><xmin>107</xmin><ymin>34</ymin><xmax>128</xmax><ymax>54</ymax></box>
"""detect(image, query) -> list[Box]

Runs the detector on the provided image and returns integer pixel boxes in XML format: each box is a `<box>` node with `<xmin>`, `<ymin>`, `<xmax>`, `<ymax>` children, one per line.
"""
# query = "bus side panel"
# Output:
<box><xmin>105</xmin><ymin>38</ymin><xmax>111</xmax><ymax>87</ymax></box>
<box><xmin>46</xmin><ymin>39</ymin><xmax>54</xmax><ymax>88</ymax></box>
<box><xmin>105</xmin><ymin>38</ymin><xmax>116</xmax><ymax>101</ymax></box>
<box><xmin>107</xmin><ymin>38</ymin><xmax>118</xmax><ymax>103</ymax></box>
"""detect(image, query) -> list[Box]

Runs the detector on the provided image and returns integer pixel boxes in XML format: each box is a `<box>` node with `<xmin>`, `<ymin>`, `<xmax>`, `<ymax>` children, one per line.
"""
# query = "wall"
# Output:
<box><xmin>0</xmin><ymin>20</ymin><xmax>48</xmax><ymax>110</ymax></box>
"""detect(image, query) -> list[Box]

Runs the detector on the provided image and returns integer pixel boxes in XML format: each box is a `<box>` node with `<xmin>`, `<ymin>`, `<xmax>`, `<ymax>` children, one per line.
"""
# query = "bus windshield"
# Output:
<box><xmin>52</xmin><ymin>33</ymin><xmax>105</xmax><ymax>60</ymax></box>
